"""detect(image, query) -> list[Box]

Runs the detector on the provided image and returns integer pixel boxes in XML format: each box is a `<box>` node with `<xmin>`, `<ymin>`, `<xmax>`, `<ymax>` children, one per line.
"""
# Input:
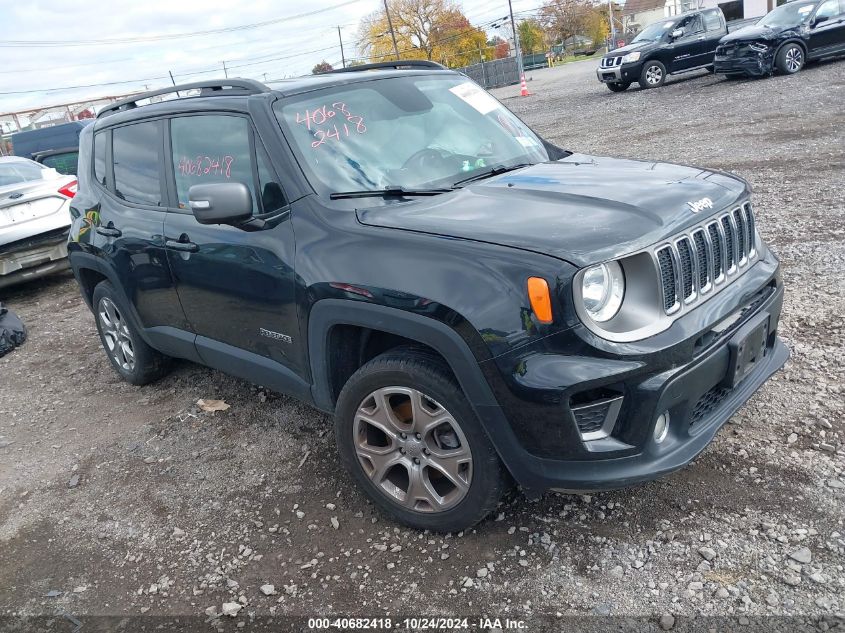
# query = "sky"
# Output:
<box><xmin>0</xmin><ymin>0</ymin><xmax>542</xmax><ymax>122</ymax></box>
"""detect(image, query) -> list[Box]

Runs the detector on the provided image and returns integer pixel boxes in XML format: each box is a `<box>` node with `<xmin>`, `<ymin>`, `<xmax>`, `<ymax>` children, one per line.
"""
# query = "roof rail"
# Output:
<box><xmin>328</xmin><ymin>60</ymin><xmax>448</xmax><ymax>74</ymax></box>
<box><xmin>97</xmin><ymin>79</ymin><xmax>270</xmax><ymax>118</ymax></box>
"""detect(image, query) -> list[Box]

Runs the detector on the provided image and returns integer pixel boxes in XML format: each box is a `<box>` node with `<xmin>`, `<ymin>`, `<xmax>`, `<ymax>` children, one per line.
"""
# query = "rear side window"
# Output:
<box><xmin>40</xmin><ymin>151</ymin><xmax>79</xmax><ymax>176</ymax></box>
<box><xmin>93</xmin><ymin>132</ymin><xmax>107</xmax><ymax>185</ymax></box>
<box><xmin>703</xmin><ymin>10</ymin><xmax>723</xmax><ymax>30</ymax></box>
<box><xmin>170</xmin><ymin>114</ymin><xmax>287</xmax><ymax>215</ymax></box>
<box><xmin>112</xmin><ymin>121</ymin><xmax>162</xmax><ymax>206</ymax></box>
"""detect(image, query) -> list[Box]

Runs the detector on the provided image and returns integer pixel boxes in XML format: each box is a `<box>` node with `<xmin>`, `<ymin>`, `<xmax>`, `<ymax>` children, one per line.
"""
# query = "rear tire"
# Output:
<box><xmin>607</xmin><ymin>81</ymin><xmax>630</xmax><ymax>92</ymax></box>
<box><xmin>775</xmin><ymin>43</ymin><xmax>804</xmax><ymax>74</ymax></box>
<box><xmin>639</xmin><ymin>61</ymin><xmax>667</xmax><ymax>88</ymax></box>
<box><xmin>334</xmin><ymin>347</ymin><xmax>507</xmax><ymax>532</ymax></box>
<box><xmin>92</xmin><ymin>281</ymin><xmax>171</xmax><ymax>385</ymax></box>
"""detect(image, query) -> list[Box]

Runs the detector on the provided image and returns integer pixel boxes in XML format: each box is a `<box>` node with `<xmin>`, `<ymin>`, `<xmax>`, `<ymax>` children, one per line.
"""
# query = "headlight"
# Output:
<box><xmin>748</xmin><ymin>42</ymin><xmax>769</xmax><ymax>53</ymax></box>
<box><xmin>581</xmin><ymin>262</ymin><xmax>625</xmax><ymax>322</ymax></box>
<box><xmin>621</xmin><ymin>51</ymin><xmax>641</xmax><ymax>63</ymax></box>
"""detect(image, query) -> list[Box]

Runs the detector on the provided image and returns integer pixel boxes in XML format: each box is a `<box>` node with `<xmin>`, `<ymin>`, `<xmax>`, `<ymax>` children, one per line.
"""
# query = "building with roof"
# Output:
<box><xmin>621</xmin><ymin>0</ymin><xmax>773</xmax><ymax>34</ymax></box>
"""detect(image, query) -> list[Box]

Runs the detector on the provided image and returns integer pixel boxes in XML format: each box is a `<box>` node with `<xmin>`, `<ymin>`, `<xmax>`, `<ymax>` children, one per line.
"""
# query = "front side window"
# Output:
<box><xmin>633</xmin><ymin>20</ymin><xmax>677</xmax><ymax>42</ymax></box>
<box><xmin>680</xmin><ymin>15</ymin><xmax>704</xmax><ymax>34</ymax></box>
<box><xmin>273</xmin><ymin>75</ymin><xmax>548</xmax><ymax>196</ymax></box>
<box><xmin>112</xmin><ymin>121</ymin><xmax>162</xmax><ymax>206</ymax></box>
<box><xmin>815</xmin><ymin>0</ymin><xmax>841</xmax><ymax>20</ymax></box>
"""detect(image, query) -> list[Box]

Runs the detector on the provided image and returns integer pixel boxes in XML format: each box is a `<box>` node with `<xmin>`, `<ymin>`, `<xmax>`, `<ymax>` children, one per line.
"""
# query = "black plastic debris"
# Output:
<box><xmin>0</xmin><ymin>302</ymin><xmax>27</xmax><ymax>358</ymax></box>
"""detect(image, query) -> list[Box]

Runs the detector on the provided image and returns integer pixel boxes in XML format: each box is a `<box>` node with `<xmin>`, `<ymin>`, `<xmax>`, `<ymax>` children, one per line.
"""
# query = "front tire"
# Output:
<box><xmin>92</xmin><ymin>281</ymin><xmax>171</xmax><ymax>385</ymax></box>
<box><xmin>334</xmin><ymin>348</ymin><xmax>507</xmax><ymax>532</ymax></box>
<box><xmin>607</xmin><ymin>81</ymin><xmax>630</xmax><ymax>92</ymax></box>
<box><xmin>639</xmin><ymin>61</ymin><xmax>666</xmax><ymax>88</ymax></box>
<box><xmin>776</xmin><ymin>43</ymin><xmax>804</xmax><ymax>74</ymax></box>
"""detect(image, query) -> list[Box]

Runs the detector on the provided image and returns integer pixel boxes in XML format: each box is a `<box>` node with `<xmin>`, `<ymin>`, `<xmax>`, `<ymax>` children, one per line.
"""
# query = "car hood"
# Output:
<box><xmin>356</xmin><ymin>154</ymin><xmax>749</xmax><ymax>268</ymax></box>
<box><xmin>720</xmin><ymin>23</ymin><xmax>796</xmax><ymax>43</ymax></box>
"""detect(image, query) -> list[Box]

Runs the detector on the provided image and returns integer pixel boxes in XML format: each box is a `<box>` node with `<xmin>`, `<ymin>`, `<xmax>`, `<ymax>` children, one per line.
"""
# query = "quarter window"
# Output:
<box><xmin>170</xmin><ymin>115</ymin><xmax>286</xmax><ymax>215</ymax></box>
<box><xmin>93</xmin><ymin>132</ymin><xmax>106</xmax><ymax>186</ymax></box>
<box><xmin>112</xmin><ymin>122</ymin><xmax>162</xmax><ymax>206</ymax></box>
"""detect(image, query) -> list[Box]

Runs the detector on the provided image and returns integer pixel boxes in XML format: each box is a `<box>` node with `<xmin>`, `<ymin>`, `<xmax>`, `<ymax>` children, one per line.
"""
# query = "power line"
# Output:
<box><xmin>0</xmin><ymin>0</ymin><xmax>363</xmax><ymax>48</ymax></box>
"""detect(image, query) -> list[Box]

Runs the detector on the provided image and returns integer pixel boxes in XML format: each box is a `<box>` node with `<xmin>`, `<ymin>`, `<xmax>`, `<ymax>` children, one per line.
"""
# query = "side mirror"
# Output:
<box><xmin>671</xmin><ymin>27</ymin><xmax>685</xmax><ymax>39</ymax></box>
<box><xmin>188</xmin><ymin>182</ymin><xmax>253</xmax><ymax>226</ymax></box>
<box><xmin>812</xmin><ymin>14</ymin><xmax>829</xmax><ymax>25</ymax></box>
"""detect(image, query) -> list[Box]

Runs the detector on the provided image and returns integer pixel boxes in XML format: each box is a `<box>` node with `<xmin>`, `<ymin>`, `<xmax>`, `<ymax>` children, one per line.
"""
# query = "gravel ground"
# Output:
<box><xmin>1</xmin><ymin>59</ymin><xmax>843</xmax><ymax>632</ymax></box>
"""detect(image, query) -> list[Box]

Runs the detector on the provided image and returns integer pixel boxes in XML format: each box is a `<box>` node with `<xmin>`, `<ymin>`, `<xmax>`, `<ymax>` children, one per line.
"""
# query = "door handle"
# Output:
<box><xmin>95</xmin><ymin>225</ymin><xmax>122</xmax><ymax>238</ymax></box>
<box><xmin>165</xmin><ymin>238</ymin><xmax>199</xmax><ymax>253</ymax></box>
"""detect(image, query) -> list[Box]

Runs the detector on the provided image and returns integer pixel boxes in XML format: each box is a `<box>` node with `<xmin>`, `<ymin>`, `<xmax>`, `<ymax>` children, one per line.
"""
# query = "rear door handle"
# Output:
<box><xmin>165</xmin><ymin>238</ymin><xmax>199</xmax><ymax>253</ymax></box>
<box><xmin>95</xmin><ymin>225</ymin><xmax>122</xmax><ymax>238</ymax></box>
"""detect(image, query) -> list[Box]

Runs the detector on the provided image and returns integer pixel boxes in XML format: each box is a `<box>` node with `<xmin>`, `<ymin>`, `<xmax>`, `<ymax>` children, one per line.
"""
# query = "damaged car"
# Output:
<box><xmin>714</xmin><ymin>0</ymin><xmax>845</xmax><ymax>77</ymax></box>
<box><xmin>1</xmin><ymin>156</ymin><xmax>77</xmax><ymax>289</ymax></box>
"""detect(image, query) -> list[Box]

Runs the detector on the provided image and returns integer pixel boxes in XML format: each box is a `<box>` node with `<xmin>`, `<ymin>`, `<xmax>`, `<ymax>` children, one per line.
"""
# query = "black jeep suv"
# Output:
<box><xmin>715</xmin><ymin>0</ymin><xmax>845</xmax><ymax>77</ymax></box>
<box><xmin>597</xmin><ymin>8</ymin><xmax>727</xmax><ymax>91</ymax></box>
<box><xmin>68</xmin><ymin>63</ymin><xmax>788</xmax><ymax>532</ymax></box>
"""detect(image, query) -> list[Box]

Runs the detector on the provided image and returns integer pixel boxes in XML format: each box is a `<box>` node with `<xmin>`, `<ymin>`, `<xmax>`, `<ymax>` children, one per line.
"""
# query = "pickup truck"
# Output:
<box><xmin>597</xmin><ymin>7</ymin><xmax>727</xmax><ymax>91</ymax></box>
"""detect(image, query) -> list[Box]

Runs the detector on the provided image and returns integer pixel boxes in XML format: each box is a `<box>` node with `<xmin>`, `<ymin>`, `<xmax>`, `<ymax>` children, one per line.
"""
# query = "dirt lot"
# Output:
<box><xmin>1</xmin><ymin>59</ymin><xmax>844</xmax><ymax>632</ymax></box>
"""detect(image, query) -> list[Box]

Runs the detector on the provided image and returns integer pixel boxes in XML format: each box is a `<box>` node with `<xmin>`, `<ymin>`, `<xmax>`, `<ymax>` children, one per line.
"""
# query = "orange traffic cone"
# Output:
<box><xmin>520</xmin><ymin>74</ymin><xmax>531</xmax><ymax>97</ymax></box>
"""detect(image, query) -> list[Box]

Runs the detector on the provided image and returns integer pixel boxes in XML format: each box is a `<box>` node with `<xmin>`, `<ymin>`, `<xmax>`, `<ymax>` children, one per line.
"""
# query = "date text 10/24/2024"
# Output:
<box><xmin>294</xmin><ymin>102</ymin><xmax>367</xmax><ymax>149</ymax></box>
<box><xmin>307</xmin><ymin>618</ymin><xmax>527</xmax><ymax>630</ymax></box>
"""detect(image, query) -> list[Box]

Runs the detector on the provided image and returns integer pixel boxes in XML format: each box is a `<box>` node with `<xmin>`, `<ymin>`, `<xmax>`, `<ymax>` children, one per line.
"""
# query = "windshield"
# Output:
<box><xmin>758</xmin><ymin>2</ymin><xmax>816</xmax><ymax>26</ymax></box>
<box><xmin>632</xmin><ymin>20</ymin><xmax>675</xmax><ymax>42</ymax></box>
<box><xmin>274</xmin><ymin>75</ymin><xmax>548</xmax><ymax>195</ymax></box>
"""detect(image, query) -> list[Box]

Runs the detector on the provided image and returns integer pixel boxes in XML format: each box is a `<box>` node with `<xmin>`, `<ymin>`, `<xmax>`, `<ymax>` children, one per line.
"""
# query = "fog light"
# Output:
<box><xmin>654</xmin><ymin>412</ymin><xmax>670</xmax><ymax>444</ymax></box>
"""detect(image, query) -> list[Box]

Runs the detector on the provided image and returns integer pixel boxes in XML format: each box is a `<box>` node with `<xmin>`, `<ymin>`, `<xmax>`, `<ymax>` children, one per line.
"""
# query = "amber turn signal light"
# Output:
<box><xmin>527</xmin><ymin>277</ymin><xmax>553</xmax><ymax>324</ymax></box>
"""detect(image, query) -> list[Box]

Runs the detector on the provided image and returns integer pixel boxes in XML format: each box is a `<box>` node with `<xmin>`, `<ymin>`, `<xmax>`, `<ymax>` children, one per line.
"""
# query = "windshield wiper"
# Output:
<box><xmin>452</xmin><ymin>163</ymin><xmax>531</xmax><ymax>188</ymax></box>
<box><xmin>330</xmin><ymin>186</ymin><xmax>453</xmax><ymax>200</ymax></box>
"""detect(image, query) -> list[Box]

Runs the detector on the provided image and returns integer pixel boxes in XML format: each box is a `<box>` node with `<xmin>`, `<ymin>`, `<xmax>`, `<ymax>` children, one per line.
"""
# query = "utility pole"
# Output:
<box><xmin>508</xmin><ymin>0</ymin><xmax>524</xmax><ymax>78</ymax></box>
<box><xmin>383</xmin><ymin>0</ymin><xmax>400</xmax><ymax>60</ymax></box>
<box><xmin>337</xmin><ymin>26</ymin><xmax>347</xmax><ymax>68</ymax></box>
<box><xmin>221</xmin><ymin>61</ymin><xmax>228</xmax><ymax>78</ymax></box>
<box><xmin>607</xmin><ymin>0</ymin><xmax>616</xmax><ymax>50</ymax></box>
<box><xmin>169</xmin><ymin>71</ymin><xmax>177</xmax><ymax>86</ymax></box>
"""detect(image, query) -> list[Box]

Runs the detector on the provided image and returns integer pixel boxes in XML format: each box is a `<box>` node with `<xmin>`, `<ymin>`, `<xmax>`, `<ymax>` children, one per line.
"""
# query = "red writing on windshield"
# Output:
<box><xmin>178</xmin><ymin>155</ymin><xmax>235</xmax><ymax>178</ymax></box>
<box><xmin>294</xmin><ymin>102</ymin><xmax>366</xmax><ymax>149</ymax></box>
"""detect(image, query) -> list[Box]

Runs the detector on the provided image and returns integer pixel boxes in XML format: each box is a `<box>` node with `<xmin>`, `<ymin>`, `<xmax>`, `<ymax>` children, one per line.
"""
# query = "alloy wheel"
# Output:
<box><xmin>98</xmin><ymin>297</ymin><xmax>136</xmax><ymax>372</ymax></box>
<box><xmin>353</xmin><ymin>386</ymin><xmax>472</xmax><ymax>513</ymax></box>
<box><xmin>785</xmin><ymin>47</ymin><xmax>803</xmax><ymax>73</ymax></box>
<box><xmin>645</xmin><ymin>65</ymin><xmax>663</xmax><ymax>85</ymax></box>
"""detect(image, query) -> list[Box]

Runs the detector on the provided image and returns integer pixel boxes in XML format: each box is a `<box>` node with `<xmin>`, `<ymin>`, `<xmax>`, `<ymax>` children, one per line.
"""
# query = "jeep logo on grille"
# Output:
<box><xmin>687</xmin><ymin>197</ymin><xmax>713</xmax><ymax>213</ymax></box>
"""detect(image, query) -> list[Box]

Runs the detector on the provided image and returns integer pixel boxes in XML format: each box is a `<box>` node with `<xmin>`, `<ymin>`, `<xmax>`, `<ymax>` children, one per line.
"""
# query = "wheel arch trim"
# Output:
<box><xmin>307</xmin><ymin>299</ymin><xmax>534</xmax><ymax>483</ymax></box>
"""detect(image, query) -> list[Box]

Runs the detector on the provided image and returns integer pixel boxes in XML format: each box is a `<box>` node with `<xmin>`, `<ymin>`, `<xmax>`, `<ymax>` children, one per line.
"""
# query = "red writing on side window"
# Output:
<box><xmin>293</xmin><ymin>102</ymin><xmax>366</xmax><ymax>149</ymax></box>
<box><xmin>178</xmin><ymin>155</ymin><xmax>235</xmax><ymax>178</ymax></box>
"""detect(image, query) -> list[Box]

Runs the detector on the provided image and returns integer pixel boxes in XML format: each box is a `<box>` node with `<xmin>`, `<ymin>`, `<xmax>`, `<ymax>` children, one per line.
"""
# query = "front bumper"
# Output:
<box><xmin>476</xmin><ymin>251</ymin><xmax>788</xmax><ymax>491</ymax></box>
<box><xmin>596</xmin><ymin>62</ymin><xmax>642</xmax><ymax>84</ymax></box>
<box><xmin>0</xmin><ymin>228</ymin><xmax>70</xmax><ymax>289</ymax></box>
<box><xmin>714</xmin><ymin>52</ymin><xmax>773</xmax><ymax>77</ymax></box>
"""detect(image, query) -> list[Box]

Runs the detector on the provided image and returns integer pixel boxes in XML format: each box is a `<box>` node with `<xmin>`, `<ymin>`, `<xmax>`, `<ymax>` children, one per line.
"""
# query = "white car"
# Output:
<box><xmin>0</xmin><ymin>156</ymin><xmax>77</xmax><ymax>289</ymax></box>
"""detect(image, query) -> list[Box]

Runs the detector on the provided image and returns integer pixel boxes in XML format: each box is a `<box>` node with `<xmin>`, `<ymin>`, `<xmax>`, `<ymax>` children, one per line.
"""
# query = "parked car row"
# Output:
<box><xmin>597</xmin><ymin>0</ymin><xmax>845</xmax><ymax>91</ymax></box>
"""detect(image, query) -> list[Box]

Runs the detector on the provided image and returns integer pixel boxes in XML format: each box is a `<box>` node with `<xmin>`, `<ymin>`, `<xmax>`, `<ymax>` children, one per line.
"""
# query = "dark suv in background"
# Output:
<box><xmin>597</xmin><ymin>8</ymin><xmax>727</xmax><ymax>91</ymax></box>
<box><xmin>715</xmin><ymin>0</ymin><xmax>845</xmax><ymax>77</ymax></box>
<box><xmin>68</xmin><ymin>65</ymin><xmax>788</xmax><ymax>531</ymax></box>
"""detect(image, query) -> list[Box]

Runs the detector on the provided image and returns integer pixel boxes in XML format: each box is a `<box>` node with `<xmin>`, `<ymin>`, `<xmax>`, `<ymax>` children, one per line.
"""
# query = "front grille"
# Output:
<box><xmin>600</xmin><ymin>56</ymin><xmax>623</xmax><ymax>68</ymax></box>
<box><xmin>677</xmin><ymin>237</ymin><xmax>694</xmax><ymax>300</ymax></box>
<box><xmin>721</xmin><ymin>215</ymin><xmax>736</xmax><ymax>270</ymax></box>
<box><xmin>655</xmin><ymin>203</ymin><xmax>757</xmax><ymax>316</ymax></box>
<box><xmin>656</xmin><ymin>247</ymin><xmax>677</xmax><ymax>312</ymax></box>
<box><xmin>691</xmin><ymin>385</ymin><xmax>732</xmax><ymax>428</ymax></box>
